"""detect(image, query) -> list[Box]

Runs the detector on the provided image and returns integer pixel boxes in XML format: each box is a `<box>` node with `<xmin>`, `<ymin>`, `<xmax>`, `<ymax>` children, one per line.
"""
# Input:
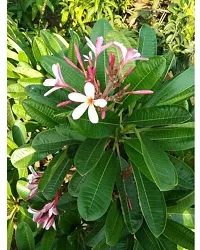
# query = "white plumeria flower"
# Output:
<box><xmin>68</xmin><ymin>82</ymin><xmax>107</xmax><ymax>124</ymax></box>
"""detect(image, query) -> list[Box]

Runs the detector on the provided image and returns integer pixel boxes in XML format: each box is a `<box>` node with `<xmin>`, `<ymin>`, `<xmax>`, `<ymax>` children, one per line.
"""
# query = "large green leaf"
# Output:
<box><xmin>167</xmin><ymin>191</ymin><xmax>194</xmax><ymax>213</ymax></box>
<box><xmin>68</xmin><ymin>111</ymin><xmax>119</xmax><ymax>139</ymax></box>
<box><xmin>57</xmin><ymin>193</ymin><xmax>77</xmax><ymax>211</ymax></box>
<box><xmin>145</xmin><ymin>66</ymin><xmax>194</xmax><ymax>107</ymax></box>
<box><xmin>32</xmin><ymin>36</ymin><xmax>49</xmax><ymax>62</ymax></box>
<box><xmin>142</xmin><ymin>51</ymin><xmax>175</xmax><ymax>105</ymax></box>
<box><xmin>122</xmin><ymin>56</ymin><xmax>166</xmax><ymax>106</ymax></box>
<box><xmin>78</xmin><ymin>151</ymin><xmax>117</xmax><ymax>221</ymax></box>
<box><xmin>135</xmin><ymin>223</ymin><xmax>162</xmax><ymax>250</ymax></box>
<box><xmin>40</xmin><ymin>55</ymin><xmax>85</xmax><ymax>92</ymax></box>
<box><xmin>168</xmin><ymin>208</ymin><xmax>194</xmax><ymax>229</ymax></box>
<box><xmin>67</xmin><ymin>31</ymin><xmax>80</xmax><ymax>64</ymax></box>
<box><xmin>163</xmin><ymin>219</ymin><xmax>194</xmax><ymax>250</ymax></box>
<box><xmin>15</xmin><ymin>222</ymin><xmax>35</xmax><ymax>250</ymax></box>
<box><xmin>170</xmin><ymin>157</ymin><xmax>194</xmax><ymax>189</ymax></box>
<box><xmin>40</xmin><ymin>30</ymin><xmax>65</xmax><ymax>58</ymax></box>
<box><xmin>123</xmin><ymin>105</ymin><xmax>191</xmax><ymax>127</ymax></box>
<box><xmin>17</xmin><ymin>206</ymin><xmax>37</xmax><ymax>232</ymax></box>
<box><xmin>7</xmin><ymin>99</ymin><xmax>15</xmax><ymax>128</ymax></box>
<box><xmin>11</xmin><ymin>146</ymin><xmax>51</xmax><ymax>169</ymax></box>
<box><xmin>38</xmin><ymin>151</ymin><xmax>72</xmax><ymax>199</ymax></box>
<box><xmin>55</xmin><ymin>124</ymin><xmax>85</xmax><ymax>141</ymax></box>
<box><xmin>116</xmin><ymin>157</ymin><xmax>143</xmax><ymax>234</ymax></box>
<box><xmin>143</xmin><ymin>123</ymin><xmax>194</xmax><ymax>151</ymax></box>
<box><xmin>12</xmin><ymin>104</ymin><xmax>31</xmax><ymax>120</ymax></box>
<box><xmin>58</xmin><ymin>210</ymin><xmax>81</xmax><ymax>234</ymax></box>
<box><xmin>105</xmin><ymin>201</ymin><xmax>125</xmax><ymax>247</ymax></box>
<box><xmin>74</xmin><ymin>138</ymin><xmax>107</xmax><ymax>175</ymax></box>
<box><xmin>138</xmin><ymin>24</ymin><xmax>157</xmax><ymax>58</ymax></box>
<box><xmin>125</xmin><ymin>136</ymin><xmax>177</xmax><ymax>191</ymax></box>
<box><xmin>90</xmin><ymin>18</ymin><xmax>113</xmax><ymax>90</ymax></box>
<box><xmin>12</xmin><ymin>120</ymin><xmax>27</xmax><ymax>147</ymax></box>
<box><xmin>7</xmin><ymin>217</ymin><xmax>15</xmax><ymax>250</ymax></box>
<box><xmin>31</xmin><ymin>128</ymin><xmax>78</xmax><ymax>151</ymax></box>
<box><xmin>86</xmin><ymin>224</ymin><xmax>105</xmax><ymax>247</ymax></box>
<box><xmin>158</xmin><ymin>235</ymin><xmax>178</xmax><ymax>250</ymax></box>
<box><xmin>132</xmin><ymin>165</ymin><xmax>166</xmax><ymax>237</ymax></box>
<box><xmin>23</xmin><ymin>98</ymin><xmax>62</xmax><ymax>127</ymax></box>
<box><xmin>68</xmin><ymin>172</ymin><xmax>88</xmax><ymax>197</ymax></box>
<box><xmin>40</xmin><ymin>229</ymin><xmax>56</xmax><ymax>250</ymax></box>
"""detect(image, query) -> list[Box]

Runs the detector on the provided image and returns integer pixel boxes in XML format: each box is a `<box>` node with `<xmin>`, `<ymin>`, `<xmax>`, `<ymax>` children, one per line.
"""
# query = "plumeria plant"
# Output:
<box><xmin>8</xmin><ymin>19</ymin><xmax>194</xmax><ymax>250</ymax></box>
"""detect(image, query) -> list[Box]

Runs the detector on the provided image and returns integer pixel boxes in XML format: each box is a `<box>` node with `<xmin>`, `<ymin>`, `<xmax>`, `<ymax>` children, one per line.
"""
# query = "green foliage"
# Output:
<box><xmin>7</xmin><ymin>18</ymin><xmax>194</xmax><ymax>250</ymax></box>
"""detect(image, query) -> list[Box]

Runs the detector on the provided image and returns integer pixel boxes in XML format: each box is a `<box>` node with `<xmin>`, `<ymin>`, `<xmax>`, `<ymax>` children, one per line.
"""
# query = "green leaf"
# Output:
<box><xmin>133</xmin><ymin>241</ymin><xmax>144</xmax><ymax>250</ymax></box>
<box><xmin>23</xmin><ymin>98</ymin><xmax>63</xmax><ymax>127</ymax></box>
<box><xmin>68</xmin><ymin>172</ymin><xmax>88</xmax><ymax>197</ymax></box>
<box><xmin>90</xmin><ymin>18</ymin><xmax>113</xmax><ymax>89</ymax></box>
<box><xmin>86</xmin><ymin>224</ymin><xmax>105</xmax><ymax>247</ymax></box>
<box><xmin>167</xmin><ymin>191</ymin><xmax>194</xmax><ymax>213</ymax></box>
<box><xmin>146</xmin><ymin>66</ymin><xmax>194</xmax><ymax>106</ymax></box>
<box><xmin>7</xmin><ymin>137</ymin><xmax>18</xmax><ymax>155</ymax></box>
<box><xmin>58</xmin><ymin>211</ymin><xmax>81</xmax><ymax>234</ymax></box>
<box><xmin>7</xmin><ymin>83</ymin><xmax>26</xmax><ymax>98</ymax></box>
<box><xmin>32</xmin><ymin>36</ymin><xmax>49</xmax><ymax>62</ymax></box>
<box><xmin>7</xmin><ymin>217</ymin><xmax>15</xmax><ymax>250</ymax></box>
<box><xmin>55</xmin><ymin>124</ymin><xmax>86</xmax><ymax>141</ymax></box>
<box><xmin>105</xmin><ymin>200</ymin><xmax>125</xmax><ymax>247</ymax></box>
<box><xmin>11</xmin><ymin>146</ymin><xmax>51</xmax><ymax>169</ymax></box>
<box><xmin>38</xmin><ymin>151</ymin><xmax>72</xmax><ymax>199</ymax></box>
<box><xmin>15</xmin><ymin>222</ymin><xmax>35</xmax><ymax>250</ymax></box>
<box><xmin>17</xmin><ymin>206</ymin><xmax>37</xmax><ymax>232</ymax></box>
<box><xmin>132</xmin><ymin>165</ymin><xmax>166</xmax><ymax>237</ymax></box>
<box><xmin>40</xmin><ymin>30</ymin><xmax>65</xmax><ymax>57</ymax></box>
<box><xmin>67</xmin><ymin>31</ymin><xmax>80</xmax><ymax>64</ymax></box>
<box><xmin>158</xmin><ymin>234</ymin><xmax>178</xmax><ymax>250</ymax></box>
<box><xmin>74</xmin><ymin>138</ymin><xmax>107</xmax><ymax>175</ymax></box>
<box><xmin>170</xmin><ymin>157</ymin><xmax>194</xmax><ymax>189</ymax></box>
<box><xmin>142</xmin><ymin>52</ymin><xmax>175</xmax><ymax>106</ymax></box>
<box><xmin>32</xmin><ymin>128</ymin><xmax>78</xmax><ymax>151</ymax></box>
<box><xmin>13</xmin><ymin>66</ymin><xmax>44</xmax><ymax>78</ymax></box>
<box><xmin>143</xmin><ymin>123</ymin><xmax>194</xmax><ymax>151</ymax></box>
<box><xmin>122</xmin><ymin>56</ymin><xmax>166</xmax><ymax>107</ymax></box>
<box><xmin>40</xmin><ymin>55</ymin><xmax>85</xmax><ymax>92</ymax></box>
<box><xmin>138</xmin><ymin>24</ymin><xmax>157</xmax><ymax>58</ymax></box>
<box><xmin>7</xmin><ymin>100</ymin><xmax>15</xmax><ymax>128</ymax></box>
<box><xmin>12</xmin><ymin>104</ymin><xmax>31</xmax><ymax>120</ymax></box>
<box><xmin>116</xmin><ymin>157</ymin><xmax>143</xmax><ymax>234</ymax></box>
<box><xmin>78</xmin><ymin>151</ymin><xmax>117</xmax><ymax>221</ymax></box>
<box><xmin>18</xmin><ymin>77</ymin><xmax>44</xmax><ymax>87</ymax></box>
<box><xmin>16</xmin><ymin>180</ymin><xmax>30</xmax><ymax>200</ymax></box>
<box><xmin>163</xmin><ymin>219</ymin><xmax>194</xmax><ymax>250</ymax></box>
<box><xmin>69</xmin><ymin>111</ymin><xmax>119</xmax><ymax>139</ymax></box>
<box><xmin>123</xmin><ymin>105</ymin><xmax>191</xmax><ymax>127</ymax></box>
<box><xmin>126</xmin><ymin>136</ymin><xmax>177</xmax><ymax>191</ymax></box>
<box><xmin>40</xmin><ymin>229</ymin><xmax>56</xmax><ymax>250</ymax></box>
<box><xmin>168</xmin><ymin>208</ymin><xmax>194</xmax><ymax>229</ymax></box>
<box><xmin>135</xmin><ymin>223</ymin><xmax>162</xmax><ymax>250</ymax></box>
<box><xmin>57</xmin><ymin>193</ymin><xmax>77</xmax><ymax>211</ymax></box>
<box><xmin>12</xmin><ymin>120</ymin><xmax>27</xmax><ymax>146</ymax></box>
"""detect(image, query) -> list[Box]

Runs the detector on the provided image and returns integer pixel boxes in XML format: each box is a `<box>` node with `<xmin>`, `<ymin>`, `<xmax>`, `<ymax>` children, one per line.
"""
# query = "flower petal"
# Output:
<box><xmin>85</xmin><ymin>36</ymin><xmax>96</xmax><ymax>54</ymax></box>
<box><xmin>52</xmin><ymin>64</ymin><xmax>60</xmax><ymax>79</ymax></box>
<box><xmin>113</xmin><ymin>42</ymin><xmax>127</xmax><ymax>61</ymax></box>
<box><xmin>95</xmin><ymin>36</ymin><xmax>104</xmax><ymax>54</ymax></box>
<box><xmin>88</xmin><ymin>104</ymin><xmax>98</xmax><ymax>124</ymax></box>
<box><xmin>43</xmin><ymin>79</ymin><xmax>58</xmax><ymax>87</ymax></box>
<box><xmin>94</xmin><ymin>99</ymin><xmax>107</xmax><ymax>108</ymax></box>
<box><xmin>84</xmin><ymin>82</ymin><xmax>95</xmax><ymax>98</ymax></box>
<box><xmin>44</xmin><ymin>86</ymin><xmax>62</xmax><ymax>96</ymax></box>
<box><xmin>68</xmin><ymin>93</ymin><xmax>87</xmax><ymax>102</ymax></box>
<box><xmin>72</xmin><ymin>102</ymin><xmax>89</xmax><ymax>120</ymax></box>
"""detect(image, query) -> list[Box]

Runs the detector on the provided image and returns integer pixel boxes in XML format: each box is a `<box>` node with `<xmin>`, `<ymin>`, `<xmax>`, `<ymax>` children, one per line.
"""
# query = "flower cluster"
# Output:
<box><xmin>43</xmin><ymin>37</ymin><xmax>153</xmax><ymax>123</ymax></box>
<box><xmin>28</xmin><ymin>192</ymin><xmax>60</xmax><ymax>230</ymax></box>
<box><xmin>27</xmin><ymin>167</ymin><xmax>60</xmax><ymax>230</ymax></box>
<box><xmin>27</xmin><ymin>166</ymin><xmax>43</xmax><ymax>200</ymax></box>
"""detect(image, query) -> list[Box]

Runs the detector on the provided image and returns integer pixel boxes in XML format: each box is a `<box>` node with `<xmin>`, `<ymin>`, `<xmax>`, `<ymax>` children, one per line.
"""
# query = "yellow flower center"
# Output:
<box><xmin>87</xmin><ymin>97</ymin><xmax>94</xmax><ymax>105</ymax></box>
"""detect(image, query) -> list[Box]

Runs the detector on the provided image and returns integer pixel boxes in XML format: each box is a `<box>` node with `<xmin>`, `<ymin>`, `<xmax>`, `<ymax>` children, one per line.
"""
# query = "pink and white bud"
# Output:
<box><xmin>57</xmin><ymin>100</ymin><xmax>72</xmax><ymax>107</ymax></box>
<box><xmin>28</xmin><ymin>192</ymin><xmax>60</xmax><ymax>230</ymax></box>
<box><xmin>74</xmin><ymin>44</ymin><xmax>86</xmax><ymax>75</ymax></box>
<box><xmin>125</xmin><ymin>90</ymin><xmax>154</xmax><ymax>95</ymax></box>
<box><xmin>109</xmin><ymin>53</ymin><xmax>115</xmax><ymax>71</ymax></box>
<box><xmin>27</xmin><ymin>166</ymin><xmax>43</xmax><ymax>200</ymax></box>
